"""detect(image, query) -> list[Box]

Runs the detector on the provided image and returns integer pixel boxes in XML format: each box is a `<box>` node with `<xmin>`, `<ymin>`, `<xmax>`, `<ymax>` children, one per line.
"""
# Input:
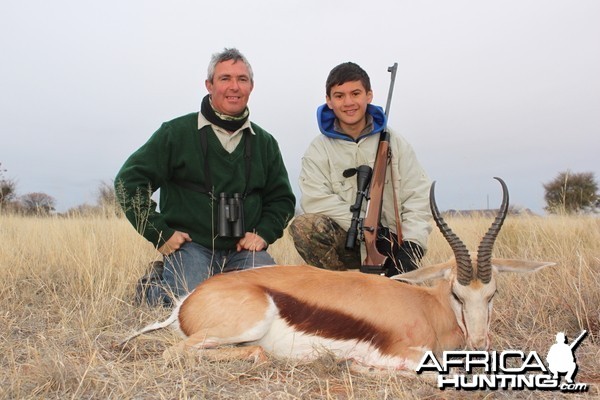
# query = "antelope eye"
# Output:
<box><xmin>451</xmin><ymin>292</ymin><xmax>463</xmax><ymax>304</ymax></box>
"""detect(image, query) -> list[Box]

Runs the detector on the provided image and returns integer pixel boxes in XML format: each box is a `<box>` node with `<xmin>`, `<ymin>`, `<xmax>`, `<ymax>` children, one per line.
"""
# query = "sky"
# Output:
<box><xmin>1</xmin><ymin>0</ymin><xmax>599</xmax><ymax>214</ymax></box>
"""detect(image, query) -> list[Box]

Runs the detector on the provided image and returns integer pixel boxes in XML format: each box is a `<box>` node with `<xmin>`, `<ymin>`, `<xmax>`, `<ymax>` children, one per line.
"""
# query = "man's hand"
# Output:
<box><xmin>158</xmin><ymin>231</ymin><xmax>192</xmax><ymax>255</ymax></box>
<box><xmin>236</xmin><ymin>232</ymin><xmax>267</xmax><ymax>252</ymax></box>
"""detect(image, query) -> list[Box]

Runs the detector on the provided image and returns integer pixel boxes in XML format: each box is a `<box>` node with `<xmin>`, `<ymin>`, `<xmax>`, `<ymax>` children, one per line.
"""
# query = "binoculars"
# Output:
<box><xmin>218</xmin><ymin>192</ymin><xmax>245</xmax><ymax>238</ymax></box>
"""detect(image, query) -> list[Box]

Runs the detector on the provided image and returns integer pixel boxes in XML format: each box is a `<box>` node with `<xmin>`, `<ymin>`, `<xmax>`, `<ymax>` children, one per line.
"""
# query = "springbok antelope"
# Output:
<box><xmin>121</xmin><ymin>177</ymin><xmax>554</xmax><ymax>370</ymax></box>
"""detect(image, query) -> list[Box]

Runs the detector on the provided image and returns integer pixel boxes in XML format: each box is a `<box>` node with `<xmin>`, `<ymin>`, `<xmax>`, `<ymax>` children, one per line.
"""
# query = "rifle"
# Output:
<box><xmin>344</xmin><ymin>63</ymin><xmax>400</xmax><ymax>274</ymax></box>
<box><xmin>569</xmin><ymin>330</ymin><xmax>588</xmax><ymax>350</ymax></box>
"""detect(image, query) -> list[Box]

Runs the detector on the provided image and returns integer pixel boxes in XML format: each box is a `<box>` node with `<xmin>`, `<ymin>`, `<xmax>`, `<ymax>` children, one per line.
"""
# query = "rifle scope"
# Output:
<box><xmin>345</xmin><ymin>165</ymin><xmax>373</xmax><ymax>249</ymax></box>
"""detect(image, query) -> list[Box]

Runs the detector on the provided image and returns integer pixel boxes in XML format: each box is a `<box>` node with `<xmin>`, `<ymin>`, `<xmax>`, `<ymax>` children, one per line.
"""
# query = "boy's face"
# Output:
<box><xmin>205</xmin><ymin>59</ymin><xmax>254</xmax><ymax>116</ymax></box>
<box><xmin>326</xmin><ymin>80</ymin><xmax>373</xmax><ymax>135</ymax></box>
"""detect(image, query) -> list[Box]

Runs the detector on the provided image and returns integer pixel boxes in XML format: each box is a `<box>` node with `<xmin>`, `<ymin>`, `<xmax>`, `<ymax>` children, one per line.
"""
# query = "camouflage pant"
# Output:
<box><xmin>289</xmin><ymin>214</ymin><xmax>361</xmax><ymax>270</ymax></box>
<box><xmin>290</xmin><ymin>213</ymin><xmax>423</xmax><ymax>274</ymax></box>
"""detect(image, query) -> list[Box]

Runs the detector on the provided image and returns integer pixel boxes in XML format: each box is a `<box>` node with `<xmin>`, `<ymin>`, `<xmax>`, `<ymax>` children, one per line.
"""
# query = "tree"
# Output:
<box><xmin>544</xmin><ymin>171</ymin><xmax>599</xmax><ymax>214</ymax></box>
<box><xmin>65</xmin><ymin>181</ymin><xmax>124</xmax><ymax>217</ymax></box>
<box><xmin>0</xmin><ymin>178</ymin><xmax>17</xmax><ymax>204</ymax></box>
<box><xmin>20</xmin><ymin>192</ymin><xmax>56</xmax><ymax>216</ymax></box>
<box><xmin>0</xmin><ymin>162</ymin><xmax>17</xmax><ymax>210</ymax></box>
<box><xmin>96</xmin><ymin>180</ymin><xmax>123</xmax><ymax>217</ymax></box>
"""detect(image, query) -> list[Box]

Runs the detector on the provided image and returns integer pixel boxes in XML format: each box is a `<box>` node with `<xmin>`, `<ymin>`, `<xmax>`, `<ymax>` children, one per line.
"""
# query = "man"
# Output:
<box><xmin>290</xmin><ymin>62</ymin><xmax>431</xmax><ymax>276</ymax></box>
<box><xmin>115</xmin><ymin>48</ymin><xmax>295</xmax><ymax>306</ymax></box>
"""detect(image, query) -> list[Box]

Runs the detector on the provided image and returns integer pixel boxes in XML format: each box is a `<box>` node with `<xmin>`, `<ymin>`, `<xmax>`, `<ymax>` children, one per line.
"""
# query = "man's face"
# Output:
<box><xmin>205</xmin><ymin>59</ymin><xmax>254</xmax><ymax>116</ymax></box>
<box><xmin>326</xmin><ymin>80</ymin><xmax>373</xmax><ymax>133</ymax></box>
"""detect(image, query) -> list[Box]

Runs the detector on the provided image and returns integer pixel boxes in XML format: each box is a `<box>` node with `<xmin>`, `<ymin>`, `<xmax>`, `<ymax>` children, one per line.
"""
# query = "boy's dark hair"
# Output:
<box><xmin>325</xmin><ymin>62</ymin><xmax>371</xmax><ymax>97</ymax></box>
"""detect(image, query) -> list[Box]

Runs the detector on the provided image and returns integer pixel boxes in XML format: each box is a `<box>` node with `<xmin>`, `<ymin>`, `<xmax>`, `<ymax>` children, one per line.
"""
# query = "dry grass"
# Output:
<box><xmin>0</xmin><ymin>213</ymin><xmax>598</xmax><ymax>399</ymax></box>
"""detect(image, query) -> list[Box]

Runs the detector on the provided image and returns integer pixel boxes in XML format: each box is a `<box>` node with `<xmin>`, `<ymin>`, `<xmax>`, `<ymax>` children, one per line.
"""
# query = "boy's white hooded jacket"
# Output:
<box><xmin>299</xmin><ymin>103</ymin><xmax>432</xmax><ymax>251</ymax></box>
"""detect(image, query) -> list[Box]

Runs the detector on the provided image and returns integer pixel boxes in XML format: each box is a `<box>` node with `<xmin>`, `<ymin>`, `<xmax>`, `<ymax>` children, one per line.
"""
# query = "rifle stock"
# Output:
<box><xmin>361</xmin><ymin>131</ymin><xmax>391</xmax><ymax>271</ymax></box>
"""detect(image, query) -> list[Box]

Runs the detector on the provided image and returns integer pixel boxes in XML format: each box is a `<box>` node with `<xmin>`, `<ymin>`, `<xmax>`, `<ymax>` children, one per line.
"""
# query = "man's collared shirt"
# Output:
<box><xmin>198</xmin><ymin>113</ymin><xmax>256</xmax><ymax>153</ymax></box>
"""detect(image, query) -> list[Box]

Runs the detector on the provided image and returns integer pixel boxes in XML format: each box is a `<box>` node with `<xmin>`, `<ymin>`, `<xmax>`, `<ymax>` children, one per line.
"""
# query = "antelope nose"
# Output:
<box><xmin>469</xmin><ymin>337</ymin><xmax>490</xmax><ymax>351</ymax></box>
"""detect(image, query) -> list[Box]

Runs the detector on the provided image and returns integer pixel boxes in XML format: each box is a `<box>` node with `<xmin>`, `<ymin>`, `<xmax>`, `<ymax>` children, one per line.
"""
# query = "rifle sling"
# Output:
<box><xmin>387</xmin><ymin>143</ymin><xmax>403</xmax><ymax>244</ymax></box>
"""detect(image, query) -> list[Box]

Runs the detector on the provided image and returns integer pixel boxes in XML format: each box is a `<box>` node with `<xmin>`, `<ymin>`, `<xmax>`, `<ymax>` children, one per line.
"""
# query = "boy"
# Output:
<box><xmin>290</xmin><ymin>62</ymin><xmax>431</xmax><ymax>275</ymax></box>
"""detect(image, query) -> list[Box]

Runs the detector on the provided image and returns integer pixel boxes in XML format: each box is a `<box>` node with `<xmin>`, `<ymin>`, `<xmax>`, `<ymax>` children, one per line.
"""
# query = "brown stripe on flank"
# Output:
<box><xmin>264</xmin><ymin>288</ymin><xmax>392</xmax><ymax>352</ymax></box>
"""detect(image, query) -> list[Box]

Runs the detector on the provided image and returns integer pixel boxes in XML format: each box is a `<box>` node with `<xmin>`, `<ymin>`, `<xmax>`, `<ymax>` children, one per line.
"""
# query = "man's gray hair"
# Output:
<box><xmin>207</xmin><ymin>48</ymin><xmax>254</xmax><ymax>83</ymax></box>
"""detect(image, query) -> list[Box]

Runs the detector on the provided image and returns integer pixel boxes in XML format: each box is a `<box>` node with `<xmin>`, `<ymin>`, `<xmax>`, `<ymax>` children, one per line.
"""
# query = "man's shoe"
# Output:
<box><xmin>134</xmin><ymin>261</ymin><xmax>164</xmax><ymax>305</ymax></box>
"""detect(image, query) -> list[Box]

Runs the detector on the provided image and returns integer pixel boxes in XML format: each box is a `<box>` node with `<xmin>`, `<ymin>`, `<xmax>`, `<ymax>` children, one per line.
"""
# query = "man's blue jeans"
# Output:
<box><xmin>147</xmin><ymin>241</ymin><xmax>275</xmax><ymax>306</ymax></box>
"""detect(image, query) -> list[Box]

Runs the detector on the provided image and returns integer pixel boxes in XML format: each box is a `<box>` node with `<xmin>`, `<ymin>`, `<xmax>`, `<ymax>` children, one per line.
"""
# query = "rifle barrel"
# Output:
<box><xmin>384</xmin><ymin>63</ymin><xmax>398</xmax><ymax>118</ymax></box>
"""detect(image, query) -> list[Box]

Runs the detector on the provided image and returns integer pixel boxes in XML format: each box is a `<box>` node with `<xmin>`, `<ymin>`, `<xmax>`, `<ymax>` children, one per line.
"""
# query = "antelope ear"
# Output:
<box><xmin>491</xmin><ymin>258</ymin><xmax>556</xmax><ymax>274</ymax></box>
<box><xmin>391</xmin><ymin>262</ymin><xmax>454</xmax><ymax>284</ymax></box>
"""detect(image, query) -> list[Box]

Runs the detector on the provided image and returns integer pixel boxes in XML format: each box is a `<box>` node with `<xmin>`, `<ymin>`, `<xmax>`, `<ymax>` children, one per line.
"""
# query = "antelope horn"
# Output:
<box><xmin>430</xmin><ymin>181</ymin><xmax>473</xmax><ymax>285</ymax></box>
<box><xmin>476</xmin><ymin>177</ymin><xmax>509</xmax><ymax>284</ymax></box>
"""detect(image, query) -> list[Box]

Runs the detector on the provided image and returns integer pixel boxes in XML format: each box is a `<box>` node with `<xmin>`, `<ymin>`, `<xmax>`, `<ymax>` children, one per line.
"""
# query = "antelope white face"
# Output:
<box><xmin>449</xmin><ymin>276</ymin><xmax>497</xmax><ymax>351</ymax></box>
